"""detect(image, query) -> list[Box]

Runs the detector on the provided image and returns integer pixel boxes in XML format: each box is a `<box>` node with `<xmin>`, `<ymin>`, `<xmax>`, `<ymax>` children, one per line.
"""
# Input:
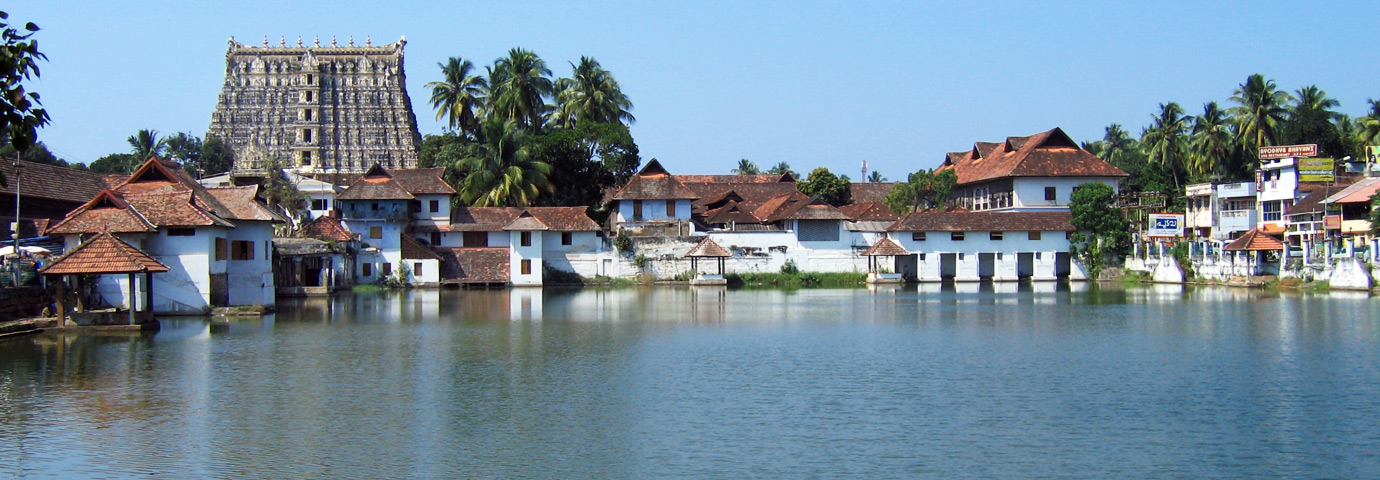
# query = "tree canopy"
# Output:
<box><xmin>883</xmin><ymin>168</ymin><xmax>956</xmax><ymax>214</ymax></box>
<box><xmin>1069</xmin><ymin>182</ymin><xmax>1129</xmax><ymax>279</ymax></box>
<box><xmin>0</xmin><ymin>12</ymin><xmax>48</xmax><ymax>154</ymax></box>
<box><xmin>798</xmin><ymin>167</ymin><xmax>851</xmax><ymax>207</ymax></box>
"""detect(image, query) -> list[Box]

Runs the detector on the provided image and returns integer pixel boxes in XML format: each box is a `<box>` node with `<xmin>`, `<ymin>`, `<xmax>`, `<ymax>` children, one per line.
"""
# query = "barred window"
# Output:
<box><xmin>797</xmin><ymin>220</ymin><xmax>839</xmax><ymax>242</ymax></box>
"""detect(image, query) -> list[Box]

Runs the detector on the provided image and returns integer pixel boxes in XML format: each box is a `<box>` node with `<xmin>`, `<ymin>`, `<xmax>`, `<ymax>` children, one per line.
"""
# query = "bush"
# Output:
<box><xmin>780</xmin><ymin>259</ymin><xmax>800</xmax><ymax>275</ymax></box>
<box><xmin>613</xmin><ymin>229</ymin><xmax>632</xmax><ymax>252</ymax></box>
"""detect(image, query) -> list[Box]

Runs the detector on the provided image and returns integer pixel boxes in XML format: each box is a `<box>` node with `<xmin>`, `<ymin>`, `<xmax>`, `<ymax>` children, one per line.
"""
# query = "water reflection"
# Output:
<box><xmin>2</xmin><ymin>285</ymin><xmax>1378</xmax><ymax>478</ymax></box>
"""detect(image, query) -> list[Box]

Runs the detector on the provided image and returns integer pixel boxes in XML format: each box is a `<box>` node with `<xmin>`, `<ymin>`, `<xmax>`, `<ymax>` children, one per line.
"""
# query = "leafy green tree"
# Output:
<box><xmin>418</xmin><ymin>132</ymin><xmax>470</xmax><ymax>169</ymax></box>
<box><xmin>195</xmin><ymin>135</ymin><xmax>234</xmax><ymax>177</ymax></box>
<box><xmin>798</xmin><ymin>167</ymin><xmax>851</xmax><ymax>206</ymax></box>
<box><xmin>1069</xmin><ymin>182</ymin><xmax>1129</xmax><ymax>279</ymax></box>
<box><xmin>732</xmin><ymin>159</ymin><xmax>759</xmax><ymax>174</ymax></box>
<box><xmin>528</xmin><ymin>121</ymin><xmax>640</xmax><ymax>207</ymax></box>
<box><xmin>1229</xmin><ymin>73</ymin><xmax>1292</xmax><ymax>164</ymax></box>
<box><xmin>765</xmin><ymin>161</ymin><xmax>797</xmax><ymax>178</ymax></box>
<box><xmin>488</xmin><ymin>48</ymin><xmax>554</xmax><ymax>132</ymax></box>
<box><xmin>1282</xmin><ymin>85</ymin><xmax>1343</xmax><ymax>156</ymax></box>
<box><xmin>1141</xmin><ymin>102</ymin><xmax>1189</xmax><ymax>190</ymax></box>
<box><xmin>259</xmin><ymin>155</ymin><xmax>307</xmax><ymax>227</ymax></box>
<box><xmin>164</xmin><ymin>132</ymin><xmax>202</xmax><ymax>172</ymax></box>
<box><xmin>0</xmin><ymin>140</ymin><xmax>66</xmax><ymax>166</ymax></box>
<box><xmin>87</xmin><ymin>153</ymin><xmax>136</xmax><ymax>174</ymax></box>
<box><xmin>884</xmin><ymin>168</ymin><xmax>956</xmax><ymax>214</ymax></box>
<box><xmin>127</xmin><ymin>128</ymin><xmax>167</xmax><ymax>171</ymax></box>
<box><xmin>453</xmin><ymin>116</ymin><xmax>552</xmax><ymax>207</ymax></box>
<box><xmin>1371</xmin><ymin>193</ymin><xmax>1380</xmax><ymax>236</ymax></box>
<box><xmin>425</xmin><ymin>57</ymin><xmax>488</xmax><ymax>138</ymax></box>
<box><xmin>1</xmin><ymin>12</ymin><xmax>49</xmax><ymax>155</ymax></box>
<box><xmin>552</xmin><ymin>56</ymin><xmax>634</xmax><ymax>128</ymax></box>
<box><xmin>1189</xmin><ymin>102</ymin><xmax>1235</xmax><ymax>180</ymax></box>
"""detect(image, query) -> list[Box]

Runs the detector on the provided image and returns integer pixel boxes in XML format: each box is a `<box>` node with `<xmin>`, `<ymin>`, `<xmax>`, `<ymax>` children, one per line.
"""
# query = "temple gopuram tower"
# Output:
<box><xmin>208</xmin><ymin>35</ymin><xmax>421</xmax><ymax>176</ymax></box>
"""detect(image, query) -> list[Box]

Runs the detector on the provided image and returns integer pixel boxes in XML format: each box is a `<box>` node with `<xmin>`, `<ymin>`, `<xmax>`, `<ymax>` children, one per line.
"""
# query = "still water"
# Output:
<box><xmin>2</xmin><ymin>284</ymin><xmax>1379</xmax><ymax>479</ymax></box>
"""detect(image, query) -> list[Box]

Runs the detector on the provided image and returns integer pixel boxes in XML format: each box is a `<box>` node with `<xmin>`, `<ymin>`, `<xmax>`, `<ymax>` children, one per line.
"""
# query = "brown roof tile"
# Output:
<box><xmin>605</xmin><ymin>159</ymin><xmax>698</xmax><ymax>203</ymax></box>
<box><xmin>862</xmin><ymin>237</ymin><xmax>909</xmax><ymax>256</ymax></box>
<box><xmin>0</xmin><ymin>159</ymin><xmax>107</xmax><ymax>204</ymax></box>
<box><xmin>437</xmin><ymin>247</ymin><xmax>509</xmax><ymax>283</ymax></box>
<box><xmin>753</xmin><ymin>191</ymin><xmax>848</xmax><ymax>222</ymax></box>
<box><xmin>676</xmin><ymin>174</ymin><xmax>793</xmax><ymax>184</ymax></box>
<box><xmin>685</xmin><ymin>237</ymin><xmax>732</xmax><ymax>258</ymax></box>
<box><xmin>206</xmin><ymin>185</ymin><xmax>284</xmax><ymax>222</ymax></box>
<box><xmin>937</xmin><ymin>128</ymin><xmax>1127</xmax><ymax>186</ymax></box>
<box><xmin>124</xmin><ymin>191</ymin><xmax>231</xmax><ymax>227</ymax></box>
<box><xmin>1224</xmin><ymin>228</ymin><xmax>1284</xmax><ymax>251</ymax></box>
<box><xmin>39</xmin><ymin>232</ymin><xmax>169</xmax><ymax>275</ymax></box>
<box><xmin>849</xmin><ymin>182</ymin><xmax>900</xmax><ymax>203</ymax></box>
<box><xmin>450</xmin><ymin>207</ymin><xmax>526</xmax><ymax>231</ymax></box>
<box><xmin>387</xmin><ymin>167</ymin><xmax>455</xmax><ymax>195</ymax></box>
<box><xmin>45</xmin><ymin>190</ymin><xmax>158</xmax><ymax>235</ymax></box>
<box><xmin>521</xmin><ymin>207</ymin><xmax>601</xmax><ymax>231</ymax></box>
<box><xmin>297</xmin><ymin>215</ymin><xmax>356</xmax><ymax>242</ymax></box>
<box><xmin>400</xmin><ymin>234</ymin><xmax>443</xmax><ymax>260</ymax></box>
<box><xmin>838</xmin><ymin>201</ymin><xmax>899</xmax><ymax>221</ymax></box>
<box><xmin>888</xmin><ymin>211</ymin><xmax>1073</xmax><ymax>232</ymax></box>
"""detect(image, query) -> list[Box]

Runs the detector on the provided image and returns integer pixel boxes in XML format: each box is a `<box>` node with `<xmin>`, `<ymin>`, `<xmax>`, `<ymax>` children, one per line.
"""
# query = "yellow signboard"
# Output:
<box><xmin>1298</xmin><ymin>157</ymin><xmax>1334</xmax><ymax>182</ymax></box>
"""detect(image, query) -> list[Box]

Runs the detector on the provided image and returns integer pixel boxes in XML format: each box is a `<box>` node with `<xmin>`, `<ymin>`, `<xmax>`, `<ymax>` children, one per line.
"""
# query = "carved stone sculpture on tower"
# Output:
<box><xmin>207</xmin><ymin>36</ymin><xmax>422</xmax><ymax>177</ymax></box>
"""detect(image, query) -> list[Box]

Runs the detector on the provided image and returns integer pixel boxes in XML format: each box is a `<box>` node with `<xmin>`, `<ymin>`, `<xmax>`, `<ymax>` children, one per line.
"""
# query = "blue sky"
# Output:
<box><xmin>15</xmin><ymin>1</ymin><xmax>1380</xmax><ymax>179</ymax></box>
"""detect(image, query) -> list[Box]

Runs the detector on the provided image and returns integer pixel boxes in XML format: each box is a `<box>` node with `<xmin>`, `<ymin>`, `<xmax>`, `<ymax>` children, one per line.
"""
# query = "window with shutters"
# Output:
<box><xmin>797</xmin><ymin>220</ymin><xmax>839</xmax><ymax>242</ymax></box>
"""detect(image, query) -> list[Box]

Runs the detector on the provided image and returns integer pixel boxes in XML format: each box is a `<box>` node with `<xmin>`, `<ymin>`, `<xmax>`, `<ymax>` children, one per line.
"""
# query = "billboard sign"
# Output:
<box><xmin>1260</xmin><ymin>144</ymin><xmax>1318</xmax><ymax>159</ymax></box>
<box><xmin>1147</xmin><ymin>213</ymin><xmax>1184</xmax><ymax>238</ymax></box>
<box><xmin>1298</xmin><ymin>157</ymin><xmax>1335</xmax><ymax>183</ymax></box>
<box><xmin>1324</xmin><ymin>215</ymin><xmax>1341</xmax><ymax>229</ymax></box>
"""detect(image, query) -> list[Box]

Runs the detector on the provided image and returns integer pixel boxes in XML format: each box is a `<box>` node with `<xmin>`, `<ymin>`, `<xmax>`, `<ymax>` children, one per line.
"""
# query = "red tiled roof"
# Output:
<box><xmin>124</xmin><ymin>191</ymin><xmax>231</xmax><ymax>227</ymax></box>
<box><xmin>753</xmin><ymin>191</ymin><xmax>848</xmax><ymax>222</ymax></box>
<box><xmin>604</xmin><ymin>159</ymin><xmax>698</xmax><ymax>203</ymax></box>
<box><xmin>1287</xmin><ymin>186</ymin><xmax>1346</xmax><ymax>215</ymax></box>
<box><xmin>1325</xmin><ymin>177</ymin><xmax>1380</xmax><ymax>204</ymax></box>
<box><xmin>388</xmin><ymin>167</ymin><xmax>455</xmax><ymax>195</ymax></box>
<box><xmin>38</xmin><ymin>232</ymin><xmax>169</xmax><ymax>275</ymax></box>
<box><xmin>503</xmin><ymin>215</ymin><xmax>549</xmax><ymax>231</ymax></box>
<box><xmin>336</xmin><ymin>172</ymin><xmax>416</xmax><ymax>200</ymax></box>
<box><xmin>676</xmin><ymin>174</ymin><xmax>793</xmax><ymax>184</ymax></box>
<box><xmin>113</xmin><ymin>157</ymin><xmax>239</xmax><ymax>221</ymax></box>
<box><xmin>862</xmin><ymin>237</ymin><xmax>909</xmax><ymax>257</ymax></box>
<box><xmin>888</xmin><ymin>211</ymin><xmax>1073</xmax><ymax>232</ymax></box>
<box><xmin>521</xmin><ymin>207</ymin><xmax>601</xmax><ymax>231</ymax></box>
<box><xmin>702</xmin><ymin>200</ymin><xmax>761</xmax><ymax>225</ymax></box>
<box><xmin>206</xmin><ymin>185</ymin><xmax>283</xmax><ymax>222</ymax></box>
<box><xmin>45</xmin><ymin>190</ymin><xmax>158</xmax><ymax>235</ymax></box>
<box><xmin>297</xmin><ymin>215</ymin><xmax>355</xmax><ymax>242</ymax></box>
<box><xmin>937</xmin><ymin>128</ymin><xmax>1127</xmax><ymax>185</ymax></box>
<box><xmin>1224</xmin><ymin>228</ymin><xmax>1284</xmax><ymax>251</ymax></box>
<box><xmin>685</xmin><ymin>237</ymin><xmax>732</xmax><ymax>257</ymax></box>
<box><xmin>437</xmin><ymin>247</ymin><xmax>509</xmax><ymax>283</ymax></box>
<box><xmin>838</xmin><ymin>201</ymin><xmax>900</xmax><ymax>221</ymax></box>
<box><xmin>850</xmin><ymin>182</ymin><xmax>901</xmax><ymax>203</ymax></box>
<box><xmin>400</xmin><ymin>234</ymin><xmax>443</xmax><ymax>260</ymax></box>
<box><xmin>688</xmin><ymin>182</ymin><xmax>801</xmax><ymax>213</ymax></box>
<box><xmin>0</xmin><ymin>159</ymin><xmax>107</xmax><ymax>203</ymax></box>
<box><xmin>450</xmin><ymin>207</ymin><xmax>525</xmax><ymax>231</ymax></box>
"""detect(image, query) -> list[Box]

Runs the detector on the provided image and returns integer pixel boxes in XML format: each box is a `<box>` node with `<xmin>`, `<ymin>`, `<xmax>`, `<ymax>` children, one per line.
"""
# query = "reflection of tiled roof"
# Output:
<box><xmin>685</xmin><ymin>237</ymin><xmax>732</xmax><ymax>257</ymax></box>
<box><xmin>45</xmin><ymin>190</ymin><xmax>158</xmax><ymax>235</ymax></box>
<box><xmin>937</xmin><ymin>128</ymin><xmax>1127</xmax><ymax>185</ymax></box>
<box><xmin>1224</xmin><ymin>228</ymin><xmax>1284</xmax><ymax>251</ymax></box>
<box><xmin>838</xmin><ymin>201</ymin><xmax>899</xmax><ymax>221</ymax></box>
<box><xmin>863</xmin><ymin>237</ymin><xmax>909</xmax><ymax>256</ymax></box>
<box><xmin>0</xmin><ymin>159</ymin><xmax>107</xmax><ymax>203</ymax></box>
<box><xmin>450</xmin><ymin>207</ymin><xmax>525</xmax><ymax>231</ymax></box>
<box><xmin>437</xmin><ymin>247</ymin><xmax>509</xmax><ymax>283</ymax></box>
<box><xmin>39</xmin><ymin>232</ymin><xmax>169</xmax><ymax>275</ymax></box>
<box><xmin>605</xmin><ymin>159</ymin><xmax>698</xmax><ymax>203</ymax></box>
<box><xmin>297</xmin><ymin>215</ymin><xmax>355</xmax><ymax>242</ymax></box>
<box><xmin>400</xmin><ymin>234</ymin><xmax>443</xmax><ymax>260</ymax></box>
<box><xmin>888</xmin><ymin>211</ymin><xmax>1072</xmax><ymax>232</ymax></box>
<box><xmin>206</xmin><ymin>185</ymin><xmax>283</xmax><ymax>222</ymax></box>
<box><xmin>849</xmin><ymin>183</ymin><xmax>900</xmax><ymax>204</ymax></box>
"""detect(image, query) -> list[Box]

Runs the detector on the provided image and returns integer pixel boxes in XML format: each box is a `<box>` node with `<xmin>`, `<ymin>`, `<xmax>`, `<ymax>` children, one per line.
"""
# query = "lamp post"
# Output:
<box><xmin>11</xmin><ymin>160</ymin><xmax>20</xmax><ymax>286</ymax></box>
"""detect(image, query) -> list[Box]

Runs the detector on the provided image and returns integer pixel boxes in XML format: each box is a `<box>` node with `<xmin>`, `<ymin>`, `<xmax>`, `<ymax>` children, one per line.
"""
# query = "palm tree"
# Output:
<box><xmin>1228</xmin><ymin>74</ymin><xmax>1292</xmax><ymax>161</ymax></box>
<box><xmin>732</xmin><ymin>159</ymin><xmax>759</xmax><ymax>175</ymax></box>
<box><xmin>1293</xmin><ymin>85</ymin><xmax>1340</xmax><ymax>118</ymax></box>
<box><xmin>551</xmin><ymin>56</ymin><xmax>635</xmax><ymax>128</ymax></box>
<box><xmin>454</xmin><ymin>117</ymin><xmax>553</xmax><ymax>207</ymax></box>
<box><xmin>1189</xmin><ymin>102</ymin><xmax>1234</xmax><ymax>179</ymax></box>
<box><xmin>1098</xmin><ymin>124</ymin><xmax>1136</xmax><ymax>164</ymax></box>
<box><xmin>425</xmin><ymin>57</ymin><xmax>488</xmax><ymax>137</ymax></box>
<box><xmin>766</xmin><ymin>161</ymin><xmax>796</xmax><ymax>178</ymax></box>
<box><xmin>487</xmin><ymin>48</ymin><xmax>554</xmax><ymax>132</ymax></box>
<box><xmin>127</xmin><ymin>129</ymin><xmax>167</xmax><ymax>170</ymax></box>
<box><xmin>1142</xmin><ymin>102</ymin><xmax>1189</xmax><ymax>189</ymax></box>
<box><xmin>867</xmin><ymin>171</ymin><xmax>885</xmax><ymax>182</ymax></box>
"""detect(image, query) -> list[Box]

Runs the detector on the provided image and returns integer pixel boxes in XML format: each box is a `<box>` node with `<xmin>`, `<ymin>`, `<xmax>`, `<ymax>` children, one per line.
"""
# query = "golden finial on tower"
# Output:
<box><xmin>349</xmin><ymin>36</ymin><xmax>354</xmax><ymax>46</ymax></box>
<box><xmin>314</xmin><ymin>36</ymin><xmax>320</xmax><ymax>47</ymax></box>
<box><xmin>262</xmin><ymin>36</ymin><xmax>268</xmax><ymax>47</ymax></box>
<box><xmin>331</xmin><ymin>36</ymin><xmax>337</xmax><ymax>47</ymax></box>
<box><xmin>366</xmin><ymin>36</ymin><xmax>371</xmax><ymax>47</ymax></box>
<box><xmin>297</xmin><ymin>36</ymin><xmax>303</xmax><ymax>47</ymax></box>
<box><xmin>280</xmin><ymin>36</ymin><xmax>286</xmax><ymax>47</ymax></box>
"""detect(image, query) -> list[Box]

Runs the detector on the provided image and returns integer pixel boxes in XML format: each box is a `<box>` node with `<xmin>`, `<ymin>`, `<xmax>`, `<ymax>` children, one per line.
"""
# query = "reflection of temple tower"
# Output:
<box><xmin>208</xmin><ymin>35</ymin><xmax>421</xmax><ymax>176</ymax></box>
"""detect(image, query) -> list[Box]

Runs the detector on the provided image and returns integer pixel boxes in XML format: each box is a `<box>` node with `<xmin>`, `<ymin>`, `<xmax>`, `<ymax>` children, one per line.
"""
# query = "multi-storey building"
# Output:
<box><xmin>208</xmin><ymin>36</ymin><xmax>421</xmax><ymax>176</ymax></box>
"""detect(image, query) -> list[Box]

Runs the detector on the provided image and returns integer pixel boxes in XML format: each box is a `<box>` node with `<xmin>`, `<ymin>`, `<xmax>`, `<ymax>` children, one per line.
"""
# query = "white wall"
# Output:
<box><xmin>613</xmin><ymin>199</ymin><xmax>692</xmax><ymax>223</ymax></box>
<box><xmin>510</xmin><ymin>230</ymin><xmax>544</xmax><ymax>286</ymax></box>
<box><xmin>1010</xmin><ymin>177</ymin><xmax>1120</xmax><ymax>210</ymax></box>
<box><xmin>890</xmin><ymin>230</ymin><xmax>1072</xmax><ymax>281</ymax></box>
<box><xmin>224</xmin><ymin>221</ymin><xmax>275</xmax><ymax>307</ymax></box>
<box><xmin>306</xmin><ymin>193</ymin><xmax>333</xmax><ymax>220</ymax></box>
<box><xmin>412</xmin><ymin>194</ymin><xmax>452</xmax><ymax>223</ymax></box>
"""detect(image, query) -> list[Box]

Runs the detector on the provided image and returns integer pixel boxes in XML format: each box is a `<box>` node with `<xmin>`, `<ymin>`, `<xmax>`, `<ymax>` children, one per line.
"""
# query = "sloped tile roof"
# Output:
<box><xmin>689</xmin><ymin>183</ymin><xmax>801</xmax><ymax>213</ymax></box>
<box><xmin>1325</xmin><ymin>177</ymin><xmax>1380</xmax><ymax>204</ymax></box>
<box><xmin>336</xmin><ymin>175</ymin><xmax>416</xmax><ymax>200</ymax></box>
<box><xmin>1287</xmin><ymin>186</ymin><xmax>1345</xmax><ymax>215</ymax></box>
<box><xmin>888</xmin><ymin>211</ymin><xmax>1073</xmax><ymax>232</ymax></box>
<box><xmin>124</xmin><ymin>191</ymin><xmax>231</xmax><ymax>227</ymax></box>
<box><xmin>45</xmin><ymin>190</ymin><xmax>158</xmax><ymax>235</ymax></box>
<box><xmin>113</xmin><ymin>157</ymin><xmax>239</xmax><ymax>221</ymax></box>
<box><xmin>0</xmin><ymin>159</ymin><xmax>107</xmax><ymax>203</ymax></box>
<box><xmin>937</xmin><ymin>128</ymin><xmax>1127</xmax><ymax>186</ymax></box>
<box><xmin>388</xmin><ymin>168</ymin><xmax>455</xmax><ymax>195</ymax></box>
<box><xmin>503</xmin><ymin>215</ymin><xmax>550</xmax><ymax>231</ymax></box>
<box><xmin>685</xmin><ymin>237</ymin><xmax>732</xmax><ymax>257</ymax></box>
<box><xmin>39</xmin><ymin>232</ymin><xmax>169</xmax><ymax>275</ymax></box>
<box><xmin>862</xmin><ymin>237</ymin><xmax>909</xmax><ymax>256</ymax></box>
<box><xmin>702</xmin><ymin>200</ymin><xmax>761</xmax><ymax>225</ymax></box>
<box><xmin>296</xmin><ymin>215</ymin><xmax>356</xmax><ymax>242</ymax></box>
<box><xmin>450</xmin><ymin>207</ymin><xmax>526</xmax><ymax>231</ymax></box>
<box><xmin>522</xmin><ymin>207</ymin><xmax>601</xmax><ymax>231</ymax></box>
<box><xmin>605</xmin><ymin>159</ymin><xmax>698</xmax><ymax>203</ymax></box>
<box><xmin>400</xmin><ymin>234</ymin><xmax>443</xmax><ymax>260</ymax></box>
<box><xmin>1224</xmin><ymin>228</ymin><xmax>1284</xmax><ymax>251</ymax></box>
<box><xmin>850</xmin><ymin>182</ymin><xmax>901</xmax><ymax>203</ymax></box>
<box><xmin>676</xmin><ymin>174</ymin><xmax>792</xmax><ymax>184</ymax></box>
<box><xmin>752</xmin><ymin>191</ymin><xmax>849</xmax><ymax>222</ymax></box>
<box><xmin>838</xmin><ymin>201</ymin><xmax>900</xmax><ymax>221</ymax></box>
<box><xmin>206</xmin><ymin>185</ymin><xmax>284</xmax><ymax>222</ymax></box>
<box><xmin>273</xmin><ymin>237</ymin><xmax>337</xmax><ymax>256</ymax></box>
<box><xmin>437</xmin><ymin>247</ymin><xmax>509</xmax><ymax>283</ymax></box>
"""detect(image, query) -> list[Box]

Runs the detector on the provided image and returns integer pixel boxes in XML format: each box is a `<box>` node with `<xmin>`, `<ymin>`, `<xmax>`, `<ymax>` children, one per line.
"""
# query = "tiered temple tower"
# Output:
<box><xmin>208</xmin><ymin>35</ymin><xmax>421</xmax><ymax>176</ymax></box>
